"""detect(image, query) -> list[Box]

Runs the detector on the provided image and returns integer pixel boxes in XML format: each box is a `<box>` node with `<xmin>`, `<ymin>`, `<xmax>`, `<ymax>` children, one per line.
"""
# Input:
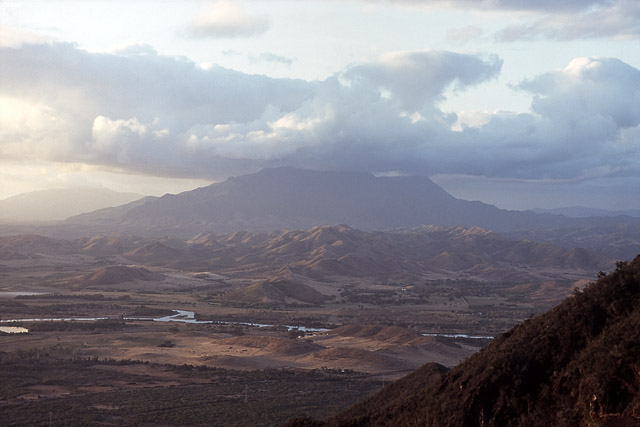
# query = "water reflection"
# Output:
<box><xmin>0</xmin><ymin>292</ymin><xmax>44</xmax><ymax>298</ymax></box>
<box><xmin>0</xmin><ymin>326</ymin><xmax>29</xmax><ymax>334</ymax></box>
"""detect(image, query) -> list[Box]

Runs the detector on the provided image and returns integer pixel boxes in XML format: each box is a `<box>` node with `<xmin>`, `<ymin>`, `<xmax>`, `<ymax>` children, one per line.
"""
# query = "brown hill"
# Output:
<box><xmin>123</xmin><ymin>240</ymin><xmax>188</xmax><ymax>265</ymax></box>
<box><xmin>300</xmin><ymin>347</ymin><xmax>402</xmax><ymax>372</ymax></box>
<box><xmin>0</xmin><ymin>235</ymin><xmax>77</xmax><ymax>256</ymax></box>
<box><xmin>77</xmin><ymin>235</ymin><xmax>143</xmax><ymax>256</ymax></box>
<box><xmin>0</xmin><ymin>225</ymin><xmax>614</xmax><ymax>307</ymax></box>
<box><xmin>0</xmin><ymin>224</ymin><xmax>612</xmax><ymax>285</ymax></box>
<box><xmin>202</xmin><ymin>225</ymin><xmax>612</xmax><ymax>281</ymax></box>
<box><xmin>223</xmin><ymin>279</ymin><xmax>329</xmax><ymax>305</ymax></box>
<box><xmin>329</xmin><ymin>325</ymin><xmax>428</xmax><ymax>346</ymax></box>
<box><xmin>218</xmin><ymin>336</ymin><xmax>324</xmax><ymax>356</ymax></box>
<box><xmin>507</xmin><ymin>222</ymin><xmax>640</xmax><ymax>260</ymax></box>
<box><xmin>71</xmin><ymin>265</ymin><xmax>164</xmax><ymax>287</ymax></box>
<box><xmin>307</xmin><ymin>255</ymin><xmax>640</xmax><ymax>426</ymax></box>
<box><xmin>0</xmin><ymin>250</ymin><xmax>30</xmax><ymax>260</ymax></box>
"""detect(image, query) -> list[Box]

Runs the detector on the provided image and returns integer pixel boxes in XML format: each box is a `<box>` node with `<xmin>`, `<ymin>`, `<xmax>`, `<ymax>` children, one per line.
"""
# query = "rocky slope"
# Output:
<box><xmin>298</xmin><ymin>255</ymin><xmax>640</xmax><ymax>426</ymax></box>
<box><xmin>0</xmin><ymin>225</ymin><xmax>613</xmax><ymax>284</ymax></box>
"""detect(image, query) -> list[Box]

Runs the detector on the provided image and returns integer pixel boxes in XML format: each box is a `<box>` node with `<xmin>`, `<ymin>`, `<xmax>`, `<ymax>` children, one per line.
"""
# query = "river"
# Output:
<box><xmin>0</xmin><ymin>309</ymin><xmax>492</xmax><ymax>339</ymax></box>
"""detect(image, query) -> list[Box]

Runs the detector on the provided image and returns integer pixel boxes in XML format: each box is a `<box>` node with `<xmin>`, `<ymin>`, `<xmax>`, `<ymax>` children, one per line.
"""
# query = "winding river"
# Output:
<box><xmin>0</xmin><ymin>309</ymin><xmax>492</xmax><ymax>339</ymax></box>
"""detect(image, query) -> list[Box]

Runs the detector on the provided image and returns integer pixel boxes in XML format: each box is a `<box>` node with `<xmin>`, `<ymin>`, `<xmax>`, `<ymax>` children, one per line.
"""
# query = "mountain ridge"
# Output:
<box><xmin>0</xmin><ymin>224</ymin><xmax>613</xmax><ymax>285</ymax></box>
<box><xmin>65</xmin><ymin>167</ymin><xmax>574</xmax><ymax>236</ymax></box>
<box><xmin>533</xmin><ymin>206</ymin><xmax>640</xmax><ymax>218</ymax></box>
<box><xmin>290</xmin><ymin>255</ymin><xmax>640</xmax><ymax>426</ymax></box>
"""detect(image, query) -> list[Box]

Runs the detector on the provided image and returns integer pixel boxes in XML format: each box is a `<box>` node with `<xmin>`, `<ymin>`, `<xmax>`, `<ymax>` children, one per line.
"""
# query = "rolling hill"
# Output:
<box><xmin>0</xmin><ymin>224</ymin><xmax>612</xmax><ymax>284</ymax></box>
<box><xmin>68</xmin><ymin>265</ymin><xmax>164</xmax><ymax>288</ymax></box>
<box><xmin>298</xmin><ymin>255</ymin><xmax>640</xmax><ymax>426</ymax></box>
<box><xmin>223</xmin><ymin>278</ymin><xmax>330</xmax><ymax>305</ymax></box>
<box><xmin>82</xmin><ymin>224</ymin><xmax>611</xmax><ymax>283</ymax></box>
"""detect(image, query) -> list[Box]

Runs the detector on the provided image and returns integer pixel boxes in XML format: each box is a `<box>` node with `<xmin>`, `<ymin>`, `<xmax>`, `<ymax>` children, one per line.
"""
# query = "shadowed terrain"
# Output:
<box><xmin>293</xmin><ymin>256</ymin><xmax>640</xmax><ymax>426</ymax></box>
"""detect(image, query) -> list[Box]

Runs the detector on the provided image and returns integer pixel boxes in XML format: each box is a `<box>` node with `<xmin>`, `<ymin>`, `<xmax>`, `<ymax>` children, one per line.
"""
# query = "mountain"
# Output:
<box><xmin>72</xmin><ymin>224</ymin><xmax>610</xmax><ymax>283</ymax></box>
<box><xmin>301</xmin><ymin>255</ymin><xmax>640</xmax><ymax>426</ymax></box>
<box><xmin>0</xmin><ymin>188</ymin><xmax>144</xmax><ymax>222</ymax></box>
<box><xmin>223</xmin><ymin>278</ymin><xmax>330</xmax><ymax>305</ymax></box>
<box><xmin>0</xmin><ymin>234</ymin><xmax>78</xmax><ymax>257</ymax></box>
<box><xmin>507</xmin><ymin>222</ymin><xmax>640</xmax><ymax>261</ymax></box>
<box><xmin>66</xmin><ymin>168</ymin><xmax>576</xmax><ymax>236</ymax></box>
<box><xmin>532</xmin><ymin>206</ymin><xmax>640</xmax><ymax>218</ymax></box>
<box><xmin>66</xmin><ymin>265</ymin><xmax>164</xmax><ymax>288</ymax></box>
<box><xmin>0</xmin><ymin>224</ymin><xmax>612</xmax><ymax>290</ymax></box>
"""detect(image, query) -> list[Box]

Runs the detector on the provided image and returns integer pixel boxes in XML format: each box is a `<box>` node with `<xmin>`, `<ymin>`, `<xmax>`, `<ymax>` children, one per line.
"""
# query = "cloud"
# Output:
<box><xmin>376</xmin><ymin>0</ymin><xmax>609</xmax><ymax>13</ymax></box>
<box><xmin>446</xmin><ymin>26</ymin><xmax>485</xmax><ymax>44</ymax></box>
<box><xmin>249</xmin><ymin>52</ymin><xmax>296</xmax><ymax>67</ymax></box>
<box><xmin>466</xmin><ymin>56</ymin><xmax>640</xmax><ymax>179</ymax></box>
<box><xmin>458</xmin><ymin>0</ymin><xmax>603</xmax><ymax>13</ymax></box>
<box><xmin>370</xmin><ymin>0</ymin><xmax>640</xmax><ymax>40</ymax></box>
<box><xmin>521</xmin><ymin>57</ymin><xmax>640</xmax><ymax>129</ymax></box>
<box><xmin>0</xmin><ymin>25</ymin><xmax>50</xmax><ymax>47</ymax></box>
<box><xmin>340</xmin><ymin>51</ymin><xmax>502</xmax><ymax>110</ymax></box>
<box><xmin>187</xmin><ymin>1</ymin><xmax>270</xmax><ymax>38</ymax></box>
<box><xmin>1</xmin><ymin>42</ymin><xmax>639</xmax><ymax>190</ymax></box>
<box><xmin>494</xmin><ymin>0</ymin><xmax>640</xmax><ymax>41</ymax></box>
<box><xmin>0</xmin><ymin>41</ymin><xmax>314</xmax><ymax>176</ymax></box>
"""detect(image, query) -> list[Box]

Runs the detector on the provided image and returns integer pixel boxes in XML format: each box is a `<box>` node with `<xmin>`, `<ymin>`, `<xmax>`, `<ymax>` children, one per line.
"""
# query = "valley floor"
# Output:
<box><xmin>0</xmin><ymin>228</ymin><xmax>606</xmax><ymax>425</ymax></box>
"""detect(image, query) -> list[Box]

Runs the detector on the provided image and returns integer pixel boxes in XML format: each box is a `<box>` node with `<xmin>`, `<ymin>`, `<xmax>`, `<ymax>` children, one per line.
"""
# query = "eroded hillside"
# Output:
<box><xmin>316</xmin><ymin>256</ymin><xmax>640</xmax><ymax>426</ymax></box>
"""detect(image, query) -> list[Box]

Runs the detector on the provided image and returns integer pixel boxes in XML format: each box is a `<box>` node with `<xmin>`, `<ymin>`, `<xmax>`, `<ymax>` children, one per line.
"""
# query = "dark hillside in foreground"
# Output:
<box><xmin>292</xmin><ymin>255</ymin><xmax>640</xmax><ymax>426</ymax></box>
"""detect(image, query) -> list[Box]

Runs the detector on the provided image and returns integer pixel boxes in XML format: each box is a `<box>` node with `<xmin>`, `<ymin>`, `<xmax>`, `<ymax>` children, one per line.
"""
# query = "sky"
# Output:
<box><xmin>1</xmin><ymin>0</ymin><xmax>639</xmax><ymax>211</ymax></box>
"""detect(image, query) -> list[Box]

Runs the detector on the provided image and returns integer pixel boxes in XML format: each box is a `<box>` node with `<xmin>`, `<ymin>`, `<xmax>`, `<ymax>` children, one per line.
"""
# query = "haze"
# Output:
<box><xmin>1</xmin><ymin>0</ymin><xmax>639</xmax><ymax>211</ymax></box>
<box><xmin>3</xmin><ymin>3</ymin><xmax>640</xmax><ymax>424</ymax></box>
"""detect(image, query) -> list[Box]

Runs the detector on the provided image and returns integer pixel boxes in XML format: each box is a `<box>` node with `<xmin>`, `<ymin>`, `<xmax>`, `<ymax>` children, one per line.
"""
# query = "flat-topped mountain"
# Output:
<box><xmin>68</xmin><ymin>167</ymin><xmax>574</xmax><ymax>236</ymax></box>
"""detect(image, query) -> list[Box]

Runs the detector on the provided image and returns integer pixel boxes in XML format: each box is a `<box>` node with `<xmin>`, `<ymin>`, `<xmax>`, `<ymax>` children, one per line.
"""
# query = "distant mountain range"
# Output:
<box><xmin>0</xmin><ymin>225</ymin><xmax>613</xmax><ymax>286</ymax></box>
<box><xmin>0</xmin><ymin>188</ymin><xmax>143</xmax><ymax>222</ymax></box>
<box><xmin>1</xmin><ymin>169</ymin><xmax>638</xmax><ymax>260</ymax></box>
<box><xmin>68</xmin><ymin>167</ymin><xmax>584</xmax><ymax>235</ymax></box>
<box><xmin>532</xmin><ymin>206</ymin><xmax>640</xmax><ymax>218</ymax></box>
<box><xmin>298</xmin><ymin>255</ymin><xmax>640</xmax><ymax>427</ymax></box>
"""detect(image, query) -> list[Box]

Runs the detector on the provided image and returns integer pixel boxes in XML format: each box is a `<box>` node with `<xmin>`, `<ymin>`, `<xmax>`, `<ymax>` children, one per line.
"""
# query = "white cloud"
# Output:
<box><xmin>1</xmin><ymin>42</ymin><xmax>639</xmax><ymax>191</ymax></box>
<box><xmin>0</xmin><ymin>25</ymin><xmax>49</xmax><ymax>47</ymax></box>
<box><xmin>249</xmin><ymin>52</ymin><xmax>296</xmax><ymax>67</ymax></box>
<box><xmin>91</xmin><ymin>116</ymin><xmax>149</xmax><ymax>162</ymax></box>
<box><xmin>521</xmin><ymin>57</ymin><xmax>640</xmax><ymax>129</ymax></box>
<box><xmin>340</xmin><ymin>51</ymin><xmax>503</xmax><ymax>111</ymax></box>
<box><xmin>187</xmin><ymin>1</ymin><xmax>270</xmax><ymax>38</ymax></box>
<box><xmin>372</xmin><ymin>0</ymin><xmax>640</xmax><ymax>40</ymax></box>
<box><xmin>446</xmin><ymin>25</ymin><xmax>485</xmax><ymax>44</ymax></box>
<box><xmin>376</xmin><ymin>0</ymin><xmax>611</xmax><ymax>14</ymax></box>
<box><xmin>495</xmin><ymin>0</ymin><xmax>640</xmax><ymax>41</ymax></box>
